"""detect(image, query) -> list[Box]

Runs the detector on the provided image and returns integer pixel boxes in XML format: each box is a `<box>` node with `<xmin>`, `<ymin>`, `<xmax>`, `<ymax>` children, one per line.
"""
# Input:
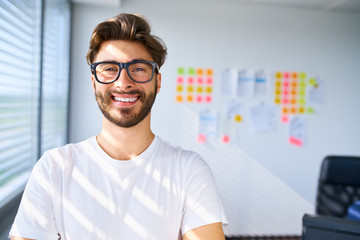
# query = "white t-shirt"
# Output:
<box><xmin>10</xmin><ymin>136</ymin><xmax>227</xmax><ymax>240</ymax></box>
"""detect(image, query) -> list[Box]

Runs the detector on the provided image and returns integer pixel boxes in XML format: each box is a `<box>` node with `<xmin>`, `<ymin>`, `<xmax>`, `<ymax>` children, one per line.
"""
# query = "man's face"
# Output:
<box><xmin>91</xmin><ymin>40</ymin><xmax>161</xmax><ymax>128</ymax></box>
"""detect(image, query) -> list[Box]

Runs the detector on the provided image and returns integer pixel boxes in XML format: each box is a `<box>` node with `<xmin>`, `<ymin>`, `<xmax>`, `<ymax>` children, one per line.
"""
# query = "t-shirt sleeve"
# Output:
<box><xmin>180</xmin><ymin>154</ymin><xmax>228</xmax><ymax>235</ymax></box>
<box><xmin>9</xmin><ymin>154</ymin><xmax>60</xmax><ymax>240</ymax></box>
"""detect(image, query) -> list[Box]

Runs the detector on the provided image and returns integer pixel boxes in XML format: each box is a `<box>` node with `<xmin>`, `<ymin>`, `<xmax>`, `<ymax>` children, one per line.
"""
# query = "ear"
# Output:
<box><xmin>91</xmin><ymin>74</ymin><xmax>96</xmax><ymax>92</ymax></box>
<box><xmin>156</xmin><ymin>73</ymin><xmax>161</xmax><ymax>94</ymax></box>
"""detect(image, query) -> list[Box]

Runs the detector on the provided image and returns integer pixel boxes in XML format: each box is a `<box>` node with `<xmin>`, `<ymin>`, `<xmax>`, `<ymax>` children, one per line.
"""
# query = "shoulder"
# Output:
<box><xmin>154</xmin><ymin>136</ymin><xmax>210</xmax><ymax>171</ymax></box>
<box><xmin>37</xmin><ymin>137</ymin><xmax>96</xmax><ymax>170</ymax></box>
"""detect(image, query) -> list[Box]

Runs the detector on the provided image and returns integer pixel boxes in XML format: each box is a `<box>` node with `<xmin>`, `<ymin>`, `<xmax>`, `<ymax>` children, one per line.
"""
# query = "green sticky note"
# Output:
<box><xmin>300</xmin><ymin>72</ymin><xmax>307</xmax><ymax>80</ymax></box>
<box><xmin>308</xmin><ymin>107</ymin><xmax>315</xmax><ymax>114</ymax></box>
<box><xmin>309</xmin><ymin>78</ymin><xmax>316</xmax><ymax>86</ymax></box>
<box><xmin>177</xmin><ymin>67</ymin><xmax>185</xmax><ymax>75</ymax></box>
<box><xmin>188</xmin><ymin>68</ymin><xmax>196</xmax><ymax>76</ymax></box>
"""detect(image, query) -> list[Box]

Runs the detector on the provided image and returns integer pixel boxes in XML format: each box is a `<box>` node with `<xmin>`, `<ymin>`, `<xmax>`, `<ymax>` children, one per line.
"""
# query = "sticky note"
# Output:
<box><xmin>196</xmin><ymin>86</ymin><xmax>203</xmax><ymax>93</ymax></box>
<box><xmin>274</xmin><ymin>97</ymin><xmax>281</xmax><ymax>105</ymax></box>
<box><xmin>176</xmin><ymin>95</ymin><xmax>183</xmax><ymax>103</ymax></box>
<box><xmin>197</xmin><ymin>134</ymin><xmax>206</xmax><ymax>143</ymax></box>
<box><xmin>289</xmin><ymin>136</ymin><xmax>303</xmax><ymax>147</ymax></box>
<box><xmin>196</xmin><ymin>95</ymin><xmax>203</xmax><ymax>103</ymax></box>
<box><xmin>299</xmin><ymin>106</ymin><xmax>305</xmax><ymax>114</ymax></box>
<box><xmin>299</xmin><ymin>72</ymin><xmax>306</xmax><ymax>79</ymax></box>
<box><xmin>275</xmin><ymin>72</ymin><xmax>282</xmax><ymax>79</ymax></box>
<box><xmin>177</xmin><ymin>67</ymin><xmax>185</xmax><ymax>75</ymax></box>
<box><xmin>177</xmin><ymin>76</ymin><xmax>184</xmax><ymax>84</ymax></box>
<box><xmin>206</xmin><ymin>69</ymin><xmax>213</xmax><ymax>76</ymax></box>
<box><xmin>187</xmin><ymin>85</ymin><xmax>194</xmax><ymax>93</ymax></box>
<box><xmin>222</xmin><ymin>135</ymin><xmax>230</xmax><ymax>144</ymax></box>
<box><xmin>282</xmin><ymin>98</ymin><xmax>289</xmax><ymax>105</ymax></box>
<box><xmin>188</xmin><ymin>68</ymin><xmax>196</xmax><ymax>76</ymax></box>
<box><xmin>275</xmin><ymin>81</ymin><xmax>282</xmax><ymax>88</ymax></box>
<box><xmin>176</xmin><ymin>85</ymin><xmax>183</xmax><ymax>92</ymax></box>
<box><xmin>309</xmin><ymin>78</ymin><xmax>316</xmax><ymax>86</ymax></box>
<box><xmin>307</xmin><ymin>107</ymin><xmax>315</xmax><ymax>114</ymax></box>
<box><xmin>284</xmin><ymin>72</ymin><xmax>290</xmax><ymax>79</ymax></box>
<box><xmin>281</xmin><ymin>115</ymin><xmax>289</xmax><ymax>123</ymax></box>
<box><xmin>234</xmin><ymin>114</ymin><xmax>242</xmax><ymax>122</ymax></box>
<box><xmin>292</xmin><ymin>72</ymin><xmax>298</xmax><ymax>79</ymax></box>
<box><xmin>291</xmin><ymin>98</ymin><xmax>296</xmax><ymax>104</ymax></box>
<box><xmin>275</xmin><ymin>89</ymin><xmax>281</xmax><ymax>95</ymax></box>
<box><xmin>291</xmin><ymin>107</ymin><xmax>297</xmax><ymax>114</ymax></box>
<box><xmin>197</xmin><ymin>77</ymin><xmax>204</xmax><ymax>84</ymax></box>
<box><xmin>197</xmin><ymin>68</ymin><xmax>204</xmax><ymax>75</ymax></box>
<box><xmin>206</xmin><ymin>86</ymin><xmax>213</xmax><ymax>94</ymax></box>
<box><xmin>187</xmin><ymin>95</ymin><xmax>194</xmax><ymax>102</ymax></box>
<box><xmin>282</xmin><ymin>107</ymin><xmax>288</xmax><ymax>114</ymax></box>
<box><xmin>298</xmin><ymin>98</ymin><xmax>306</xmax><ymax>105</ymax></box>
<box><xmin>187</xmin><ymin>77</ymin><xmax>194</xmax><ymax>84</ymax></box>
<box><xmin>205</xmin><ymin>95</ymin><xmax>212</xmax><ymax>103</ymax></box>
<box><xmin>206</xmin><ymin>77</ymin><xmax>213</xmax><ymax>85</ymax></box>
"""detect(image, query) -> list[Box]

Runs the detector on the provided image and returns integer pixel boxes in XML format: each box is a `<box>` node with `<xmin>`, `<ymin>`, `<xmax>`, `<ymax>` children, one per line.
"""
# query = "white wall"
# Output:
<box><xmin>69</xmin><ymin>0</ymin><xmax>360</xmax><ymax>236</ymax></box>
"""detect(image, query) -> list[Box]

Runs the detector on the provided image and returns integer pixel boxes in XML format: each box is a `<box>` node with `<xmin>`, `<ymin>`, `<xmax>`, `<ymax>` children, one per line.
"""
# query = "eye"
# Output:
<box><xmin>104</xmin><ymin>67</ymin><xmax>117</xmax><ymax>72</ymax></box>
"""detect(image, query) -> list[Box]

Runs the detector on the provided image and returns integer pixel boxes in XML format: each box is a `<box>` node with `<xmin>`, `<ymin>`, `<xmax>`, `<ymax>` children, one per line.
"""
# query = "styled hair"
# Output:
<box><xmin>86</xmin><ymin>13</ymin><xmax>167</xmax><ymax>68</ymax></box>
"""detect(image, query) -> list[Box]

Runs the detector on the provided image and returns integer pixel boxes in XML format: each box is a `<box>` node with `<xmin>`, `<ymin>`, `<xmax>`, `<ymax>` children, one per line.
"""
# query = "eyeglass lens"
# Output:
<box><xmin>95</xmin><ymin>62</ymin><xmax>154</xmax><ymax>83</ymax></box>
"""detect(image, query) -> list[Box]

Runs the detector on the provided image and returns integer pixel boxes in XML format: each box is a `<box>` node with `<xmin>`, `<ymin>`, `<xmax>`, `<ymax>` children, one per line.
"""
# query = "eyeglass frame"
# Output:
<box><xmin>90</xmin><ymin>60</ymin><xmax>159</xmax><ymax>84</ymax></box>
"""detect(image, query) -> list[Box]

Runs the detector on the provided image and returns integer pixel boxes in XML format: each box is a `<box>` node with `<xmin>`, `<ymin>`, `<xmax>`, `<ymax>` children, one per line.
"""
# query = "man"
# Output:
<box><xmin>10</xmin><ymin>13</ymin><xmax>227</xmax><ymax>240</ymax></box>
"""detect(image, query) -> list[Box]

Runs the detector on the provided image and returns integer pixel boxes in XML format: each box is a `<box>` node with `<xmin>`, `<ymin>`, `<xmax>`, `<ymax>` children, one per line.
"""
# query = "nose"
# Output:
<box><xmin>113</xmin><ymin>68</ymin><xmax>134</xmax><ymax>89</ymax></box>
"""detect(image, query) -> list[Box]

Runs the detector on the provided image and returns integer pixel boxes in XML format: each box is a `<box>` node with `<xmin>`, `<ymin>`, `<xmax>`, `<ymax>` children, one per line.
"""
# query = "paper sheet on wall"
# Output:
<box><xmin>289</xmin><ymin>116</ymin><xmax>306</xmax><ymax>147</ymax></box>
<box><xmin>307</xmin><ymin>76</ymin><xmax>325</xmax><ymax>104</ymax></box>
<box><xmin>254</xmin><ymin>69</ymin><xmax>268</xmax><ymax>97</ymax></box>
<box><xmin>197</xmin><ymin>109</ymin><xmax>218</xmax><ymax>143</ymax></box>
<box><xmin>237</xmin><ymin>69</ymin><xmax>255</xmax><ymax>98</ymax></box>
<box><xmin>220</xmin><ymin>69</ymin><xmax>238</xmax><ymax>98</ymax></box>
<box><xmin>249</xmin><ymin>103</ymin><xmax>277</xmax><ymax>133</ymax></box>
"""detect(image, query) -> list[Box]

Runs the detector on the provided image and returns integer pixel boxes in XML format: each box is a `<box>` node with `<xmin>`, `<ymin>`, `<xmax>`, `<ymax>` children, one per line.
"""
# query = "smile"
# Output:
<box><xmin>113</xmin><ymin>96</ymin><xmax>139</xmax><ymax>103</ymax></box>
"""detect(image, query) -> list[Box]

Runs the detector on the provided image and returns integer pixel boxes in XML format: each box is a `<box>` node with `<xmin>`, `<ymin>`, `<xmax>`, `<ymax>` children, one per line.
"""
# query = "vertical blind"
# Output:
<box><xmin>0</xmin><ymin>0</ymin><xmax>71</xmax><ymax>208</ymax></box>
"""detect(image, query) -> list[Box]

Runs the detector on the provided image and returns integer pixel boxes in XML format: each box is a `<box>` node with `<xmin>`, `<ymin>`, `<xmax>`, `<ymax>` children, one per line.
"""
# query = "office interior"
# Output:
<box><xmin>1</xmin><ymin>0</ymin><xmax>360</xmax><ymax>239</ymax></box>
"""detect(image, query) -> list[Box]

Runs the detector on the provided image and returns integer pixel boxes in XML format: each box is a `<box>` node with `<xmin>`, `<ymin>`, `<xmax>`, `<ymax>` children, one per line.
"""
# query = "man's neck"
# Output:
<box><xmin>96</xmin><ymin>116</ymin><xmax>155</xmax><ymax>160</ymax></box>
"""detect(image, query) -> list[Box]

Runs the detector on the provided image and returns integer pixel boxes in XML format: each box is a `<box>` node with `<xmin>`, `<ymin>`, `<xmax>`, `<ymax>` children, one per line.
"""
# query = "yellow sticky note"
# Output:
<box><xmin>206</xmin><ymin>86</ymin><xmax>213</xmax><ymax>93</ymax></box>
<box><xmin>176</xmin><ymin>85</ymin><xmax>183</xmax><ymax>92</ymax></box>
<box><xmin>196</xmin><ymin>86</ymin><xmax>203</xmax><ymax>93</ymax></box>
<box><xmin>187</xmin><ymin>85</ymin><xmax>194</xmax><ymax>93</ymax></box>
<box><xmin>234</xmin><ymin>114</ymin><xmax>242</xmax><ymax>122</ymax></box>
<box><xmin>275</xmin><ymin>72</ymin><xmax>282</xmax><ymax>79</ymax></box>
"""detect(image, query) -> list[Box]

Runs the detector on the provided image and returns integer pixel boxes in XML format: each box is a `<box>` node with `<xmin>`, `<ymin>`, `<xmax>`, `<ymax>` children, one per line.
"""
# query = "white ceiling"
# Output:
<box><xmin>70</xmin><ymin>0</ymin><xmax>360</xmax><ymax>13</ymax></box>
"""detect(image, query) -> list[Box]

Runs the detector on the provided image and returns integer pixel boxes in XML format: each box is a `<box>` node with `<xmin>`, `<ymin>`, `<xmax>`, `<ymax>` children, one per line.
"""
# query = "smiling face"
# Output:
<box><xmin>91</xmin><ymin>40</ymin><xmax>161</xmax><ymax>128</ymax></box>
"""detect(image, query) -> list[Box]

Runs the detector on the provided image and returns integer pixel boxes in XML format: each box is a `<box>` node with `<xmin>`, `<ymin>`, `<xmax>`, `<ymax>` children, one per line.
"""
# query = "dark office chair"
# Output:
<box><xmin>315</xmin><ymin>155</ymin><xmax>360</xmax><ymax>217</ymax></box>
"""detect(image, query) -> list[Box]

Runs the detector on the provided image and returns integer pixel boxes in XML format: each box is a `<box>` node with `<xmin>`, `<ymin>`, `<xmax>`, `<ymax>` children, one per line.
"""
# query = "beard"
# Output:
<box><xmin>94</xmin><ymin>81</ymin><xmax>157</xmax><ymax>128</ymax></box>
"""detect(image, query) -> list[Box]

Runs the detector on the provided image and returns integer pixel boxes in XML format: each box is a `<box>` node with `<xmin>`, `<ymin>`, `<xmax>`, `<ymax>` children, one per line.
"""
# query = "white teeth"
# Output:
<box><xmin>113</xmin><ymin>97</ymin><xmax>138</xmax><ymax>102</ymax></box>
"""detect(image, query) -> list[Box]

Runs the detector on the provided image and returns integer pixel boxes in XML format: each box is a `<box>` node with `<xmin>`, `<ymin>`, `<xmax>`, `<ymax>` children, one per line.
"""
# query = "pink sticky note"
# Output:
<box><xmin>281</xmin><ymin>115</ymin><xmax>289</xmax><ymax>123</ymax></box>
<box><xmin>206</xmin><ymin>77</ymin><xmax>213</xmax><ymax>85</ymax></box>
<box><xmin>205</xmin><ymin>95</ymin><xmax>212</xmax><ymax>103</ymax></box>
<box><xmin>196</xmin><ymin>95</ymin><xmax>203</xmax><ymax>103</ymax></box>
<box><xmin>177</xmin><ymin>76</ymin><xmax>184</xmax><ymax>84</ymax></box>
<box><xmin>222</xmin><ymin>135</ymin><xmax>230</xmax><ymax>144</ymax></box>
<box><xmin>289</xmin><ymin>136</ymin><xmax>303</xmax><ymax>147</ymax></box>
<box><xmin>197</xmin><ymin>77</ymin><xmax>204</xmax><ymax>84</ymax></box>
<box><xmin>197</xmin><ymin>134</ymin><xmax>206</xmax><ymax>143</ymax></box>
<box><xmin>187</xmin><ymin>77</ymin><xmax>194</xmax><ymax>84</ymax></box>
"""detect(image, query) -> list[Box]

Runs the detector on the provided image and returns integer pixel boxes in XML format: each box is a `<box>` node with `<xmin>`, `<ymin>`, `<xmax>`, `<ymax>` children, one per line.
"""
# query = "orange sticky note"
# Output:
<box><xmin>206</xmin><ymin>69</ymin><xmax>213</xmax><ymax>76</ymax></box>
<box><xmin>176</xmin><ymin>95</ymin><xmax>183</xmax><ymax>102</ymax></box>
<box><xmin>187</xmin><ymin>95</ymin><xmax>194</xmax><ymax>102</ymax></box>
<box><xmin>197</xmin><ymin>68</ymin><xmax>204</xmax><ymax>76</ymax></box>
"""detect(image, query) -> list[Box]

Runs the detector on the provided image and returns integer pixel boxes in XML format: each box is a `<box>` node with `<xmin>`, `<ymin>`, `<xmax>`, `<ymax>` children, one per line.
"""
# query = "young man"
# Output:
<box><xmin>10</xmin><ymin>13</ymin><xmax>227</xmax><ymax>240</ymax></box>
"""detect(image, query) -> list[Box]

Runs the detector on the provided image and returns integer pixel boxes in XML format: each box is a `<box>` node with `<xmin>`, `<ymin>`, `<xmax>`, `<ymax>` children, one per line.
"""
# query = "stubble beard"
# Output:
<box><xmin>94</xmin><ymin>82</ymin><xmax>157</xmax><ymax>128</ymax></box>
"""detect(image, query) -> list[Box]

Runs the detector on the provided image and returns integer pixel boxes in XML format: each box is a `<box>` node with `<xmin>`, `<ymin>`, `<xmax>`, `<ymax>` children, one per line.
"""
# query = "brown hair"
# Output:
<box><xmin>86</xmin><ymin>13</ymin><xmax>167</xmax><ymax>68</ymax></box>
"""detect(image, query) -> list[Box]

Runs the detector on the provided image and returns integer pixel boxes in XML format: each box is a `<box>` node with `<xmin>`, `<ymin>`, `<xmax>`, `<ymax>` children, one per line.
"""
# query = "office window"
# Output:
<box><xmin>0</xmin><ymin>0</ymin><xmax>71</xmax><ymax>208</ymax></box>
<box><xmin>41</xmin><ymin>0</ymin><xmax>70</xmax><ymax>154</ymax></box>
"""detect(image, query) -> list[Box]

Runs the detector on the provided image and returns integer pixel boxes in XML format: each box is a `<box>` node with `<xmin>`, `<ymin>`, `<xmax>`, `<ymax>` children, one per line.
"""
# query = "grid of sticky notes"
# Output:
<box><xmin>176</xmin><ymin>67</ymin><xmax>214</xmax><ymax>103</ymax></box>
<box><xmin>274</xmin><ymin>72</ymin><xmax>311</xmax><ymax>123</ymax></box>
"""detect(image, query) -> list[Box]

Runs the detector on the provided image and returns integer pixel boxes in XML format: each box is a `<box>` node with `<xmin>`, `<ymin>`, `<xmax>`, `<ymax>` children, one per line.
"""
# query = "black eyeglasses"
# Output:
<box><xmin>91</xmin><ymin>60</ymin><xmax>159</xmax><ymax>84</ymax></box>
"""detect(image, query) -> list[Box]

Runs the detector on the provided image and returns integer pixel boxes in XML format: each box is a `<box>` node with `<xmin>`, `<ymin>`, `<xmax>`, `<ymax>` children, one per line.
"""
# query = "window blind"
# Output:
<box><xmin>0</xmin><ymin>0</ymin><xmax>42</xmax><ymax>207</ymax></box>
<box><xmin>41</xmin><ymin>0</ymin><xmax>70</xmax><ymax>154</ymax></box>
<box><xmin>0</xmin><ymin>0</ymin><xmax>71</xmax><ymax>208</ymax></box>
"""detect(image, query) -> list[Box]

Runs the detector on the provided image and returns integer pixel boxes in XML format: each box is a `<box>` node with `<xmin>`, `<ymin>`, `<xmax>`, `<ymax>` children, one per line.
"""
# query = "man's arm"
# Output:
<box><xmin>183</xmin><ymin>222</ymin><xmax>225</xmax><ymax>240</ymax></box>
